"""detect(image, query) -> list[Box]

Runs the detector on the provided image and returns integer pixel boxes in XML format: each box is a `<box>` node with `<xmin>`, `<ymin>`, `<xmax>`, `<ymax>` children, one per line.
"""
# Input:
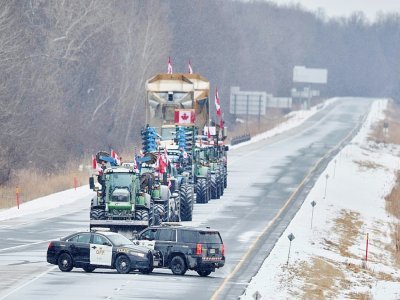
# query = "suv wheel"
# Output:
<box><xmin>170</xmin><ymin>256</ymin><xmax>187</xmax><ymax>275</ymax></box>
<box><xmin>197</xmin><ymin>269</ymin><xmax>212</xmax><ymax>277</ymax></box>
<box><xmin>57</xmin><ymin>253</ymin><xmax>74</xmax><ymax>272</ymax></box>
<box><xmin>139</xmin><ymin>266</ymin><xmax>154</xmax><ymax>274</ymax></box>
<box><xmin>115</xmin><ymin>255</ymin><xmax>131</xmax><ymax>274</ymax></box>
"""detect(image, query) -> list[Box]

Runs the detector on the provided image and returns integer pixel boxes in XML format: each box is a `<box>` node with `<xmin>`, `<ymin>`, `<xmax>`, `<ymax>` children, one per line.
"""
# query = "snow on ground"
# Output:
<box><xmin>241</xmin><ymin>99</ymin><xmax>400</xmax><ymax>299</ymax></box>
<box><xmin>0</xmin><ymin>186</ymin><xmax>94</xmax><ymax>221</ymax></box>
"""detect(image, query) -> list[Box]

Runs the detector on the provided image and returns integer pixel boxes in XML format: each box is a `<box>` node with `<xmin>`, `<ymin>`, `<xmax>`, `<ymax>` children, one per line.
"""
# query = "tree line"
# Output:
<box><xmin>1</xmin><ymin>0</ymin><xmax>399</xmax><ymax>183</ymax></box>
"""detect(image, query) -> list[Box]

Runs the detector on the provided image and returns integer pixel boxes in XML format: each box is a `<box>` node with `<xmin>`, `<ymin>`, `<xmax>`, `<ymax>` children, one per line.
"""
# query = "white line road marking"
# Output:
<box><xmin>0</xmin><ymin>240</ymin><xmax>52</xmax><ymax>253</ymax></box>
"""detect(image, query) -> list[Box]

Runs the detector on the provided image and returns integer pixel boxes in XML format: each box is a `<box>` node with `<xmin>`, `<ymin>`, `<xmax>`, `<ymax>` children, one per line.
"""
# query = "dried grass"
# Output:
<box><xmin>300</xmin><ymin>257</ymin><xmax>347</xmax><ymax>299</ymax></box>
<box><xmin>353</xmin><ymin>160</ymin><xmax>385</xmax><ymax>171</ymax></box>
<box><xmin>0</xmin><ymin>161</ymin><xmax>89</xmax><ymax>209</ymax></box>
<box><xmin>329</xmin><ymin>210</ymin><xmax>363</xmax><ymax>258</ymax></box>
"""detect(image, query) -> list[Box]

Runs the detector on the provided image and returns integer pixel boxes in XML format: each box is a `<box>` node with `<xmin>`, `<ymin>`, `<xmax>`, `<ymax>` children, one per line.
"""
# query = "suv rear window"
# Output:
<box><xmin>198</xmin><ymin>231</ymin><xmax>222</xmax><ymax>243</ymax></box>
<box><xmin>180</xmin><ymin>230</ymin><xmax>222</xmax><ymax>244</ymax></box>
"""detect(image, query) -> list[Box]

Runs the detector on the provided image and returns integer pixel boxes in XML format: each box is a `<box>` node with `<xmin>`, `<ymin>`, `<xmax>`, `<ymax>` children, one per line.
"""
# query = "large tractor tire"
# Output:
<box><xmin>154</xmin><ymin>203</ymin><xmax>166</xmax><ymax>222</ymax></box>
<box><xmin>179</xmin><ymin>183</ymin><xmax>194</xmax><ymax>221</ymax></box>
<box><xmin>224</xmin><ymin>166</ymin><xmax>227</xmax><ymax>188</ymax></box>
<box><xmin>90</xmin><ymin>208</ymin><xmax>105</xmax><ymax>220</ymax></box>
<box><xmin>135</xmin><ymin>209</ymin><xmax>149</xmax><ymax>221</ymax></box>
<box><xmin>217</xmin><ymin>167</ymin><xmax>224</xmax><ymax>196</ymax></box>
<box><xmin>196</xmin><ymin>178</ymin><xmax>208</xmax><ymax>204</ymax></box>
<box><xmin>210</xmin><ymin>174</ymin><xmax>219</xmax><ymax>200</ymax></box>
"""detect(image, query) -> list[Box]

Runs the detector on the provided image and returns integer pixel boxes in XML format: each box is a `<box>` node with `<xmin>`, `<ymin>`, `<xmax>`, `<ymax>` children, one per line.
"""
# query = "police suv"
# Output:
<box><xmin>47</xmin><ymin>230</ymin><xmax>158</xmax><ymax>274</ymax></box>
<box><xmin>133</xmin><ymin>224</ymin><xmax>225</xmax><ymax>276</ymax></box>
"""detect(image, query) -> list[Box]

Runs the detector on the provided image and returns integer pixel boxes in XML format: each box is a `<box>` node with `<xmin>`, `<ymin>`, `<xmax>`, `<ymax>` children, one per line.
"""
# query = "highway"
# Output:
<box><xmin>0</xmin><ymin>98</ymin><xmax>373</xmax><ymax>300</ymax></box>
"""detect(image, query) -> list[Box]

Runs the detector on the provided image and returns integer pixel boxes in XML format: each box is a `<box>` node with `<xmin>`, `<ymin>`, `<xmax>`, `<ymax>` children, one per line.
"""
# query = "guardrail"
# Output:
<box><xmin>230</xmin><ymin>134</ymin><xmax>251</xmax><ymax>146</ymax></box>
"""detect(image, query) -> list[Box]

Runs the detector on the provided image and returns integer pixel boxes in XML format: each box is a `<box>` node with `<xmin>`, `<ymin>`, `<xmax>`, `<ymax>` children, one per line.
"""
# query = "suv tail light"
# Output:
<box><xmin>48</xmin><ymin>242</ymin><xmax>53</xmax><ymax>249</ymax></box>
<box><xmin>196</xmin><ymin>243</ymin><xmax>202</xmax><ymax>255</ymax></box>
<box><xmin>221</xmin><ymin>244</ymin><xmax>225</xmax><ymax>256</ymax></box>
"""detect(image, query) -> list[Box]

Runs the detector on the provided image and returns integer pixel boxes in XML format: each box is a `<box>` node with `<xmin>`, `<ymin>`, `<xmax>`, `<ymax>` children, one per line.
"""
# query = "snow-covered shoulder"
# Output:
<box><xmin>242</xmin><ymin>98</ymin><xmax>400</xmax><ymax>299</ymax></box>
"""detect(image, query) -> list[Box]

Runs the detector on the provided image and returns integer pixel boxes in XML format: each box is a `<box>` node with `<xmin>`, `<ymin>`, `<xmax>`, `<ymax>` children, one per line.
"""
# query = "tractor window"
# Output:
<box><xmin>108</xmin><ymin>173</ymin><xmax>133</xmax><ymax>188</ymax></box>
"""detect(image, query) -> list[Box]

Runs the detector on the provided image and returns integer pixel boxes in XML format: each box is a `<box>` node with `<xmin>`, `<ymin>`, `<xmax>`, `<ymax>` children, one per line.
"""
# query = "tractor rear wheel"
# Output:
<box><xmin>210</xmin><ymin>174</ymin><xmax>219</xmax><ymax>199</ymax></box>
<box><xmin>90</xmin><ymin>208</ymin><xmax>105</xmax><ymax>220</ymax></box>
<box><xmin>196</xmin><ymin>178</ymin><xmax>208</xmax><ymax>204</ymax></box>
<box><xmin>154</xmin><ymin>203</ymin><xmax>166</xmax><ymax>223</ymax></box>
<box><xmin>135</xmin><ymin>209</ymin><xmax>149</xmax><ymax>221</ymax></box>
<box><xmin>179</xmin><ymin>183</ymin><xmax>193</xmax><ymax>221</ymax></box>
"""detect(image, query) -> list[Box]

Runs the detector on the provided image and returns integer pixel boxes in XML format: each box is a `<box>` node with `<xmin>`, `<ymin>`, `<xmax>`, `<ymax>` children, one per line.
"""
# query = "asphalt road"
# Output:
<box><xmin>0</xmin><ymin>98</ymin><xmax>373</xmax><ymax>300</ymax></box>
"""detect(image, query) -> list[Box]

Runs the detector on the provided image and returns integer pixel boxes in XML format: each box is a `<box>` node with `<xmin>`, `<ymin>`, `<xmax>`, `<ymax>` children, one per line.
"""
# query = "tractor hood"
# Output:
<box><xmin>109</xmin><ymin>188</ymin><xmax>132</xmax><ymax>210</ymax></box>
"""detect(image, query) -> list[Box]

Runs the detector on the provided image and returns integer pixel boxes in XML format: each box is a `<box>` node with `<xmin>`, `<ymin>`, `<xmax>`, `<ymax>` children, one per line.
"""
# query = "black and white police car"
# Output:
<box><xmin>47</xmin><ymin>230</ymin><xmax>158</xmax><ymax>274</ymax></box>
<box><xmin>132</xmin><ymin>224</ymin><xmax>225</xmax><ymax>276</ymax></box>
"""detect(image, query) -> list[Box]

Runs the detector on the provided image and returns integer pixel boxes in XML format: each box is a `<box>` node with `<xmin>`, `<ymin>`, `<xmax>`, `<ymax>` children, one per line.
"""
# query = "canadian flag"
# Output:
<box><xmin>215</xmin><ymin>87</ymin><xmax>221</xmax><ymax>117</ymax></box>
<box><xmin>167</xmin><ymin>57</ymin><xmax>173</xmax><ymax>74</ymax></box>
<box><xmin>188</xmin><ymin>59</ymin><xmax>193</xmax><ymax>74</ymax></box>
<box><xmin>174</xmin><ymin>109</ymin><xmax>195</xmax><ymax>125</ymax></box>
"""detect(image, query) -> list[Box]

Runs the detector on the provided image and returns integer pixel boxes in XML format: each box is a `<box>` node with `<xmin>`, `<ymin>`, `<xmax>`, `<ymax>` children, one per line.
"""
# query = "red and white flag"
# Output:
<box><xmin>157</xmin><ymin>152</ymin><xmax>167</xmax><ymax>174</ymax></box>
<box><xmin>164</xmin><ymin>147</ymin><xmax>169</xmax><ymax>164</ymax></box>
<box><xmin>111</xmin><ymin>149</ymin><xmax>120</xmax><ymax>165</ymax></box>
<box><xmin>188</xmin><ymin>60</ymin><xmax>193</xmax><ymax>74</ymax></box>
<box><xmin>167</xmin><ymin>57</ymin><xmax>173</xmax><ymax>74</ymax></box>
<box><xmin>215</xmin><ymin>87</ymin><xmax>221</xmax><ymax>117</ymax></box>
<box><xmin>174</xmin><ymin>109</ymin><xmax>195</xmax><ymax>125</ymax></box>
<box><xmin>92</xmin><ymin>155</ymin><xmax>97</xmax><ymax>170</ymax></box>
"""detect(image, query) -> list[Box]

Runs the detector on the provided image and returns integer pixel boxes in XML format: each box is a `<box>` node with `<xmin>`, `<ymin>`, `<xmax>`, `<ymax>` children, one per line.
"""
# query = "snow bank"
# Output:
<box><xmin>242</xmin><ymin>99</ymin><xmax>400</xmax><ymax>299</ymax></box>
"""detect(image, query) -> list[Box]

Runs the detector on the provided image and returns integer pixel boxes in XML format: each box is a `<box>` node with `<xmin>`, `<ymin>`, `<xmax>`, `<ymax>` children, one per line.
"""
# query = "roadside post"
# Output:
<box><xmin>365</xmin><ymin>233</ymin><xmax>369</xmax><ymax>262</ymax></box>
<box><xmin>333</xmin><ymin>159</ymin><xmax>337</xmax><ymax>178</ymax></box>
<box><xmin>74</xmin><ymin>176</ymin><xmax>77</xmax><ymax>191</ymax></box>
<box><xmin>252</xmin><ymin>291</ymin><xmax>262</xmax><ymax>300</ymax></box>
<box><xmin>310</xmin><ymin>201</ymin><xmax>316</xmax><ymax>229</ymax></box>
<box><xmin>286</xmin><ymin>233</ymin><xmax>295</xmax><ymax>265</ymax></box>
<box><xmin>16</xmin><ymin>187</ymin><xmax>20</xmax><ymax>209</ymax></box>
<box><xmin>324</xmin><ymin>173</ymin><xmax>329</xmax><ymax>198</ymax></box>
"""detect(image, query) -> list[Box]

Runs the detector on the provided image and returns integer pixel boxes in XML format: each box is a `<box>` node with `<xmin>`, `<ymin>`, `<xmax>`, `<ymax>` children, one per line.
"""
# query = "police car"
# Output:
<box><xmin>47</xmin><ymin>230</ymin><xmax>158</xmax><ymax>274</ymax></box>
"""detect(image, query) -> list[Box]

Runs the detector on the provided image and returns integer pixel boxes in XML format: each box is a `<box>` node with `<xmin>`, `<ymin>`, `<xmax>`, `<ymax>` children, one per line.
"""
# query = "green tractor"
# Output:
<box><xmin>193</xmin><ymin>145</ymin><xmax>211</xmax><ymax>204</ymax></box>
<box><xmin>89</xmin><ymin>165</ymin><xmax>152</xmax><ymax>237</ymax></box>
<box><xmin>138</xmin><ymin>156</ymin><xmax>181</xmax><ymax>224</ymax></box>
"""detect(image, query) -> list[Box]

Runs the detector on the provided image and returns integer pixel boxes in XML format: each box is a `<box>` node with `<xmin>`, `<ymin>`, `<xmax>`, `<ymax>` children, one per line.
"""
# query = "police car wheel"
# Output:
<box><xmin>82</xmin><ymin>265</ymin><xmax>96</xmax><ymax>273</ymax></box>
<box><xmin>57</xmin><ymin>253</ymin><xmax>73</xmax><ymax>272</ymax></box>
<box><xmin>115</xmin><ymin>255</ymin><xmax>131</xmax><ymax>274</ymax></box>
<box><xmin>170</xmin><ymin>256</ymin><xmax>187</xmax><ymax>275</ymax></box>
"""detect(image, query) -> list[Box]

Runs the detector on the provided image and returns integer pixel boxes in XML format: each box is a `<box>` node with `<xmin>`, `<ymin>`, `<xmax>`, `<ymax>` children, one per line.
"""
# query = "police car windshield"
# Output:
<box><xmin>107</xmin><ymin>234</ymin><xmax>133</xmax><ymax>247</ymax></box>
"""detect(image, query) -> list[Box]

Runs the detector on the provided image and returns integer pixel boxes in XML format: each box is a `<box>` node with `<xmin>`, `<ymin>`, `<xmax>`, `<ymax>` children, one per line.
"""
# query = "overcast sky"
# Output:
<box><xmin>269</xmin><ymin>0</ymin><xmax>400</xmax><ymax>21</ymax></box>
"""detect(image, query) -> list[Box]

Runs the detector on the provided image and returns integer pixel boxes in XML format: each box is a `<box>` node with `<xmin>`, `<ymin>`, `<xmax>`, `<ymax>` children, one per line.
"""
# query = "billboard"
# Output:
<box><xmin>293</xmin><ymin>66</ymin><xmax>328</xmax><ymax>84</ymax></box>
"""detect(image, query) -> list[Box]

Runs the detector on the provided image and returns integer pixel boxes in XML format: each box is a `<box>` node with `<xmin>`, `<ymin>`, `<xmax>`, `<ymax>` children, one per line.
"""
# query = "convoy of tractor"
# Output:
<box><xmin>88</xmin><ymin>71</ymin><xmax>229</xmax><ymax>237</ymax></box>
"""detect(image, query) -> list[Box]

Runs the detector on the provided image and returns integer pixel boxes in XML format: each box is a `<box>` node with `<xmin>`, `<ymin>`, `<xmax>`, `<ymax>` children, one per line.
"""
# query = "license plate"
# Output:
<box><xmin>209</xmin><ymin>249</ymin><xmax>215</xmax><ymax>254</ymax></box>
